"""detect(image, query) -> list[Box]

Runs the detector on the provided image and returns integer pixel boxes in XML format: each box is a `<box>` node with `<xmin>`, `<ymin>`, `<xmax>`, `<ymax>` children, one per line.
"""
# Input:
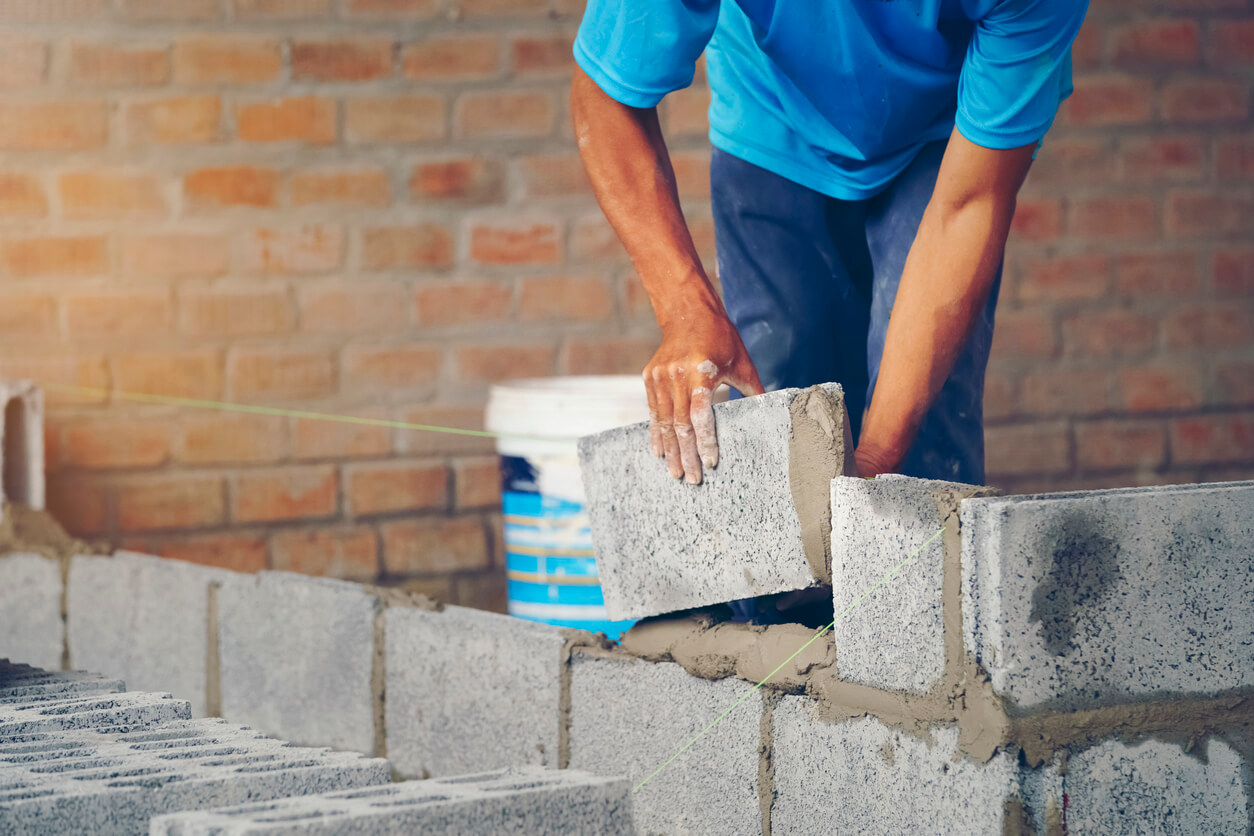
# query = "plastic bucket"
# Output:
<box><xmin>485</xmin><ymin>376</ymin><xmax>649</xmax><ymax>639</ymax></box>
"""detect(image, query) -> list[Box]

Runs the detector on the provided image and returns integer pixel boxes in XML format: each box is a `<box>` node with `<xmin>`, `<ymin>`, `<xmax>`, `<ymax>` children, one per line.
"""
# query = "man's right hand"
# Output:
<box><xmin>643</xmin><ymin>309</ymin><xmax>765</xmax><ymax>485</ymax></box>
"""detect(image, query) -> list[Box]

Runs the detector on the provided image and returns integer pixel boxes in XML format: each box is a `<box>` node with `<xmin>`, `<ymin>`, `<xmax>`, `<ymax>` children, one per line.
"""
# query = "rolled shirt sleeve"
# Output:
<box><xmin>957</xmin><ymin>0</ymin><xmax>1089</xmax><ymax>149</ymax></box>
<box><xmin>574</xmin><ymin>0</ymin><xmax>720</xmax><ymax>108</ymax></box>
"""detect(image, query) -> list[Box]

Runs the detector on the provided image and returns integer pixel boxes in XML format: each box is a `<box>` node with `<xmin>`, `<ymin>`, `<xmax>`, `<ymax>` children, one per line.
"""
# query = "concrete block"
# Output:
<box><xmin>0</xmin><ymin>553</ymin><xmax>63</xmax><ymax>670</ymax></box>
<box><xmin>0</xmin><ymin>690</ymin><xmax>191</xmax><ymax>736</ymax></box>
<box><xmin>218</xmin><ymin>572</ymin><xmax>378</xmax><ymax>753</ymax></box>
<box><xmin>67</xmin><ymin>552</ymin><xmax>234</xmax><ymax>718</ymax></box>
<box><xmin>0</xmin><ymin>660</ymin><xmax>123</xmax><ymax>704</ymax></box>
<box><xmin>579</xmin><ymin>384</ymin><xmax>854</xmax><ymax>620</ymax></box>
<box><xmin>149</xmin><ymin>767</ymin><xmax>632</xmax><ymax>835</ymax></box>
<box><xmin>0</xmin><ymin>716</ymin><xmax>390</xmax><ymax>835</ymax></box>
<box><xmin>384</xmin><ymin>605</ymin><xmax>565</xmax><ymax>778</ymax></box>
<box><xmin>770</xmin><ymin>696</ymin><xmax>1060</xmax><ymax>835</ymax></box>
<box><xmin>962</xmin><ymin>480</ymin><xmax>1254</xmax><ymax>711</ymax></box>
<box><xmin>1065</xmin><ymin>737</ymin><xmax>1247</xmax><ymax>835</ymax></box>
<box><xmin>0</xmin><ymin>379</ymin><xmax>44</xmax><ymax>510</ymax></box>
<box><xmin>831</xmin><ymin>475</ymin><xmax>991</xmax><ymax>693</ymax></box>
<box><xmin>569</xmin><ymin>651</ymin><xmax>762</xmax><ymax>835</ymax></box>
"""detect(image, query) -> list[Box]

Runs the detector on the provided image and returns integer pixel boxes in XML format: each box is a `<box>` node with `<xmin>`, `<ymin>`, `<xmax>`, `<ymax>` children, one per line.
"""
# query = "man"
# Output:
<box><xmin>571</xmin><ymin>0</ymin><xmax>1088</xmax><ymax>487</ymax></box>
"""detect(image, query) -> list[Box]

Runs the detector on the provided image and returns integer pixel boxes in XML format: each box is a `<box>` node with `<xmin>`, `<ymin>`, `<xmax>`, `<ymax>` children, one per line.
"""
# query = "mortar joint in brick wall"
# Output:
<box><xmin>205</xmin><ymin>579</ymin><xmax>222</xmax><ymax>718</ymax></box>
<box><xmin>371</xmin><ymin>597</ymin><xmax>387</xmax><ymax>761</ymax></box>
<box><xmin>759</xmin><ymin>689</ymin><xmax>779</xmax><ymax>836</ymax></box>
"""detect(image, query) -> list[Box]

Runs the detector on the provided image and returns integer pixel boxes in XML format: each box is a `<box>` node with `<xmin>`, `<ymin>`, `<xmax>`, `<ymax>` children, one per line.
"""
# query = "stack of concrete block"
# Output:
<box><xmin>0</xmin><ymin>379</ymin><xmax>44</xmax><ymax>512</ymax></box>
<box><xmin>0</xmin><ymin>660</ymin><xmax>123</xmax><ymax>704</ymax></box>
<box><xmin>0</xmin><ymin>552</ymin><xmax>64</xmax><ymax>671</ymax></box>
<box><xmin>579</xmin><ymin>384</ymin><xmax>855</xmax><ymax>619</ymax></box>
<box><xmin>150</xmin><ymin>767</ymin><xmax>633</xmax><ymax>834</ymax></box>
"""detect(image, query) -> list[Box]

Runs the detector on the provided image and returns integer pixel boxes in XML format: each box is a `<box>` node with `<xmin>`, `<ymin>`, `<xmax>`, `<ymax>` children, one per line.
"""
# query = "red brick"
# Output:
<box><xmin>233</xmin><ymin>466</ymin><xmax>338</xmax><ymax>523</ymax></box>
<box><xmin>454</xmin><ymin>343</ymin><xmax>555</xmax><ymax>384</ymax></box>
<box><xmin>291</xmin><ymin>406</ymin><xmax>392</xmax><ymax>460</ymax></box>
<box><xmin>453</xmin><ymin>457</ymin><xmax>500</xmax><ymax>510</ymax></box>
<box><xmin>519</xmin><ymin>275</ymin><xmax>613</xmax><ymax>322</ymax></box>
<box><xmin>1</xmin><ymin>235</ymin><xmax>107</xmax><ymax>278</ymax></box>
<box><xmin>1017</xmin><ymin>253</ymin><xmax>1109</xmax><ymax>302</ymax></box>
<box><xmin>663</xmin><ymin>85</ymin><xmax>711</xmax><ymax>138</ymax></box>
<box><xmin>396</xmin><ymin>404</ymin><xmax>494</xmax><ymax>456</ymax></box>
<box><xmin>1217</xmin><ymin>135</ymin><xmax>1254</xmax><ymax>178</ymax></box>
<box><xmin>562</xmin><ymin>337</ymin><xmax>656</xmax><ymax>375</ymax></box>
<box><xmin>1009</xmin><ymin>199</ymin><xmax>1063</xmax><ymax>242</ymax></box>
<box><xmin>0</xmin><ymin>0</ymin><xmax>109</xmax><ymax>22</ymax></box>
<box><xmin>342</xmin><ymin>344</ymin><xmax>441</xmax><ymax>392</ymax></box>
<box><xmin>1063</xmin><ymin>309</ymin><xmax>1158</xmax><ymax>357</ymax></box>
<box><xmin>134</xmin><ymin>534</ymin><xmax>267</xmax><ymax>573</ymax></box>
<box><xmin>1116</xmin><ymin>252</ymin><xmax>1200</xmax><ymax>296</ymax></box>
<box><xmin>184</xmin><ymin>166</ymin><xmax>279</xmax><ymax>209</ymax></box>
<box><xmin>236</xmin><ymin>96</ymin><xmax>336</xmax><ymax>144</ymax></box>
<box><xmin>0</xmin><ymin>294</ymin><xmax>57</xmax><ymax>338</ymax></box>
<box><xmin>230</xmin><ymin>349</ymin><xmax>337</xmax><ymax>401</ymax></box>
<box><xmin>1171</xmin><ymin>413</ymin><xmax>1254</xmax><ymax>465</ymax></box>
<box><xmin>1020</xmin><ymin>368</ymin><xmax>1112</xmax><ymax>416</ymax></box>
<box><xmin>58</xmin><ymin>171</ymin><xmax>167</xmax><ymax>219</ymax></box>
<box><xmin>409</xmin><ymin>157</ymin><xmax>504</xmax><ymax>204</ymax></box>
<box><xmin>344</xmin><ymin>0</ymin><xmax>438</xmax><ymax>17</ymax></box>
<box><xmin>982</xmin><ymin>368</ymin><xmax>1016</xmax><ymax>420</ymax></box>
<box><xmin>1061</xmin><ymin>76</ymin><xmax>1154</xmax><ymax>126</ymax></box>
<box><xmin>0</xmin><ymin>357</ymin><xmax>108</xmax><ymax>405</ymax></box>
<box><xmin>570</xmin><ymin>215</ymin><xmax>626</xmax><ymax>262</ymax></box>
<box><xmin>1214</xmin><ymin>249</ymin><xmax>1254</xmax><ymax>296</ymax></box>
<box><xmin>403</xmin><ymin>35</ymin><xmax>499</xmax><ymax>80</ymax></box>
<box><xmin>1068</xmin><ymin>196</ymin><xmax>1159</xmax><ymax>239</ymax></box>
<box><xmin>516</xmin><ymin>153</ymin><xmax>591</xmax><ymax>198</ymax></box>
<box><xmin>1112</xmin><ymin>20</ymin><xmax>1200</xmax><ymax>66</ymax></box>
<box><xmin>453</xmin><ymin>0</ymin><xmax>547</xmax><ymax>17</ymax></box>
<box><xmin>122</xmin><ymin>233</ymin><xmax>229</xmax><ymax>279</ymax></box>
<box><xmin>670</xmin><ymin>150</ymin><xmax>711</xmax><ymax>199</ymax></box>
<box><xmin>181</xmin><ymin>415</ymin><xmax>285</xmax><ymax>465</ymax></box>
<box><xmin>1166</xmin><ymin>191</ymin><xmax>1254</xmax><ymax>238</ymax></box>
<box><xmin>69</xmin><ymin>41</ymin><xmax>168</xmax><ymax>86</ymax></box>
<box><xmin>1161</xmin><ymin>80</ymin><xmax>1249</xmax><ymax>122</ymax></box>
<box><xmin>0</xmin><ymin>40</ymin><xmax>47</xmax><ymax>88</ymax></box>
<box><xmin>1165</xmin><ymin>303</ymin><xmax>1254</xmax><ymax>349</ymax></box>
<box><xmin>292</xmin><ymin>39</ymin><xmax>393</xmax><ymax>82</ymax></box>
<box><xmin>120</xmin><ymin>0</ymin><xmax>221</xmax><ymax>22</ymax></box>
<box><xmin>124</xmin><ymin>95</ymin><xmax>221</xmax><ymax>145</ymax></box>
<box><xmin>622</xmin><ymin>271</ymin><xmax>655</xmax><ymax>320</ymax></box>
<box><xmin>180</xmin><ymin>288</ymin><xmax>293</xmax><ymax>337</ymax></box>
<box><xmin>271</xmin><ymin>526</ymin><xmax>379</xmax><ymax>581</ymax></box>
<box><xmin>1070</xmin><ymin>20</ymin><xmax>1102</xmax><ymax>70</ymax></box>
<box><xmin>361</xmin><ymin>224</ymin><xmax>453</xmax><ymax>271</ymax></box>
<box><xmin>988</xmin><ymin>309</ymin><xmax>1058</xmax><ymax>358</ymax></box>
<box><xmin>240</xmin><ymin>225</ymin><xmax>344</xmax><ymax>275</ymax></box>
<box><xmin>117</xmin><ymin>475</ymin><xmax>225</xmax><ymax>532</ymax></box>
<box><xmin>114</xmin><ymin>350</ymin><xmax>224</xmax><ymax>400</ymax></box>
<box><xmin>1076</xmin><ymin>420</ymin><xmax>1167</xmax><ymax>470</ymax></box>
<box><xmin>1217</xmin><ymin>361</ymin><xmax>1254</xmax><ymax>406</ymax></box>
<box><xmin>1119</xmin><ymin>136</ymin><xmax>1205</xmax><ymax>182</ymax></box>
<box><xmin>381</xmin><ymin>516</ymin><xmax>489</xmax><ymax>574</ymax></box>
<box><xmin>346</xmin><ymin>95</ymin><xmax>445</xmax><ymax>143</ymax></box>
<box><xmin>984</xmin><ymin>423</ymin><xmax>1072</xmax><ymax>476</ymax></box>
<box><xmin>231</xmin><ymin>0</ymin><xmax>330</xmax><ymax>19</ymax></box>
<box><xmin>63</xmin><ymin>418</ymin><xmax>174</xmax><ymax>469</ymax></box>
<box><xmin>64</xmin><ymin>290</ymin><xmax>171</xmax><ymax>337</ymax></box>
<box><xmin>173</xmin><ymin>37</ymin><xmax>282</xmax><ymax>84</ymax></box>
<box><xmin>298</xmin><ymin>282</ymin><xmax>408</xmax><ymax>333</ymax></box>
<box><xmin>457</xmin><ymin>91</ymin><xmax>553</xmax><ymax>139</ymax></box>
<box><xmin>415</xmin><ymin>280</ymin><xmax>513</xmax><ymax>327</ymax></box>
<box><xmin>348</xmin><ymin>460</ymin><xmax>447</xmax><ymax>515</ymax></box>
<box><xmin>469</xmin><ymin>220</ymin><xmax>560</xmax><ymax>265</ymax></box>
<box><xmin>45</xmin><ymin>477</ymin><xmax>108</xmax><ymax>536</ymax></box>
<box><xmin>0</xmin><ymin>173</ymin><xmax>47</xmax><ymax>218</ymax></box>
<box><xmin>0</xmin><ymin>101</ymin><xmax>107</xmax><ymax>151</ymax></box>
<box><xmin>291</xmin><ymin>168</ymin><xmax>390</xmax><ymax>207</ymax></box>
<box><xmin>1027</xmin><ymin>138</ymin><xmax>1113</xmax><ymax>187</ymax></box>
<box><xmin>1117</xmin><ymin>364</ymin><xmax>1205</xmax><ymax>411</ymax></box>
<box><xmin>1212</xmin><ymin>20</ymin><xmax>1254</xmax><ymax>66</ymax></box>
<box><xmin>511</xmin><ymin>32</ymin><xmax>574</xmax><ymax>76</ymax></box>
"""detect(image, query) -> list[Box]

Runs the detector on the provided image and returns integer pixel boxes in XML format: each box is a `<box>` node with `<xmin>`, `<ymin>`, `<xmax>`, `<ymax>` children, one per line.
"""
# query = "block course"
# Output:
<box><xmin>0</xmin><ymin>553</ymin><xmax>63</xmax><ymax>672</ymax></box>
<box><xmin>579</xmin><ymin>384</ymin><xmax>855</xmax><ymax>620</ymax></box>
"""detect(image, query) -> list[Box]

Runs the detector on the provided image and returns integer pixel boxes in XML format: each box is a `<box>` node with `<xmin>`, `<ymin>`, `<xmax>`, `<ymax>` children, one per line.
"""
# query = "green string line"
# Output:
<box><xmin>631</xmin><ymin>526</ymin><xmax>947</xmax><ymax>794</ymax></box>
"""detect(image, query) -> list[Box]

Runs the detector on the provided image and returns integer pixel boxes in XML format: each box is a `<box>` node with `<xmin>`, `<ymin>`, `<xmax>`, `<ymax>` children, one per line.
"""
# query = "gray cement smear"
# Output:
<box><xmin>963</xmin><ymin>480</ymin><xmax>1254</xmax><ymax>712</ymax></box>
<box><xmin>0</xmin><ymin>553</ymin><xmax>63</xmax><ymax>671</ymax></box>
<box><xmin>150</xmin><ymin>767</ymin><xmax>633</xmax><ymax>835</ymax></box>
<box><xmin>578</xmin><ymin>384</ymin><xmax>852</xmax><ymax>621</ymax></box>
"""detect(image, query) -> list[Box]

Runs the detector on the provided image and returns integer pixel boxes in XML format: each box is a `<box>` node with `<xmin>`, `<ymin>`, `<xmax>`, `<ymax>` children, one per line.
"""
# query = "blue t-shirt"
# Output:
<box><xmin>574</xmin><ymin>0</ymin><xmax>1088</xmax><ymax>200</ymax></box>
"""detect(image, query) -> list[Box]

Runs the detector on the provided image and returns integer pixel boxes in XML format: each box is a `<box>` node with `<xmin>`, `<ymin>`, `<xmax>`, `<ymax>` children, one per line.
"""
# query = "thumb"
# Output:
<box><xmin>731</xmin><ymin>359</ymin><xmax>766</xmax><ymax>397</ymax></box>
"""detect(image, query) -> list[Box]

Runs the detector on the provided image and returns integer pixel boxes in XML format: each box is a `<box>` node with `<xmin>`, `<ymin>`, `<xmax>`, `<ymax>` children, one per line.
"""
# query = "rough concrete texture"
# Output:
<box><xmin>150</xmin><ymin>767</ymin><xmax>632</xmax><ymax>835</ymax></box>
<box><xmin>831</xmin><ymin>475</ymin><xmax>991</xmax><ymax>693</ymax></box>
<box><xmin>67</xmin><ymin>552</ymin><xmax>233</xmax><ymax>717</ymax></box>
<box><xmin>1067</xmin><ymin>737</ymin><xmax>1248</xmax><ymax>834</ymax></box>
<box><xmin>0</xmin><ymin>379</ymin><xmax>45</xmax><ymax>511</ymax></box>
<box><xmin>0</xmin><ymin>689</ymin><xmax>191</xmax><ymax>736</ymax></box>
<box><xmin>579</xmin><ymin>384</ymin><xmax>854</xmax><ymax>621</ymax></box>
<box><xmin>963</xmin><ymin>480</ymin><xmax>1254</xmax><ymax>712</ymax></box>
<box><xmin>0</xmin><ymin>716</ymin><xmax>390</xmax><ymax>835</ymax></box>
<box><xmin>218</xmin><ymin>572</ymin><xmax>378</xmax><ymax>753</ymax></box>
<box><xmin>384</xmin><ymin>605</ymin><xmax>566</xmax><ymax>778</ymax></box>
<box><xmin>770</xmin><ymin>696</ymin><xmax>1059</xmax><ymax>835</ymax></box>
<box><xmin>0</xmin><ymin>552</ymin><xmax>63</xmax><ymax>671</ymax></box>
<box><xmin>569</xmin><ymin>651</ymin><xmax>762</xmax><ymax>835</ymax></box>
<box><xmin>0</xmin><ymin>660</ymin><xmax>123</xmax><ymax>705</ymax></box>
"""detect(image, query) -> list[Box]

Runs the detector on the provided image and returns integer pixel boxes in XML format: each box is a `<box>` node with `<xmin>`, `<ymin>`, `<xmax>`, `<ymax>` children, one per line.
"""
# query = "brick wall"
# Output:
<box><xmin>0</xmin><ymin>0</ymin><xmax>1250</xmax><ymax>603</ymax></box>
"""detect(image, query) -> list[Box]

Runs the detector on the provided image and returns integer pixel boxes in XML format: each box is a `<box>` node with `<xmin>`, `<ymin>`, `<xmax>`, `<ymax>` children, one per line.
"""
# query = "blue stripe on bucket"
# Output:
<box><xmin>507</xmin><ymin>580</ymin><xmax>607</xmax><ymax>606</ymax></box>
<box><xmin>505</xmin><ymin>553</ymin><xmax>600</xmax><ymax>577</ymax></box>
<box><xmin>503</xmin><ymin>492</ymin><xmax>584</xmax><ymax>518</ymax></box>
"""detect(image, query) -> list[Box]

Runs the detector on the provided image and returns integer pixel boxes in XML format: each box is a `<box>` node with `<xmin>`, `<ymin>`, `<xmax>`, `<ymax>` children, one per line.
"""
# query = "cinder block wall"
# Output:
<box><xmin>0</xmin><ymin>0</ymin><xmax>1250</xmax><ymax>597</ymax></box>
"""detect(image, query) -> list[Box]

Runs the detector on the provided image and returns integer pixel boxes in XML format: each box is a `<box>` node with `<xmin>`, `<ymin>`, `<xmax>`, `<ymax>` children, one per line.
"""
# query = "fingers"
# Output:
<box><xmin>642</xmin><ymin>371</ymin><xmax>663</xmax><ymax>458</ymax></box>
<box><xmin>651</xmin><ymin>370</ymin><xmax>684</xmax><ymax>479</ymax></box>
<box><xmin>670</xmin><ymin>374</ymin><xmax>702</xmax><ymax>484</ymax></box>
<box><xmin>733</xmin><ymin>358</ymin><xmax>767</xmax><ymax>397</ymax></box>
<box><xmin>690</xmin><ymin>384</ymin><xmax>717</xmax><ymax>470</ymax></box>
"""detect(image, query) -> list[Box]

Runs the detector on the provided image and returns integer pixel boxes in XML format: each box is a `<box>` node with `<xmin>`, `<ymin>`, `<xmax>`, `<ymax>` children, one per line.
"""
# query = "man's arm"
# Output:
<box><xmin>855</xmin><ymin>129</ymin><xmax>1035</xmax><ymax>476</ymax></box>
<box><xmin>571</xmin><ymin>65</ymin><xmax>764</xmax><ymax>485</ymax></box>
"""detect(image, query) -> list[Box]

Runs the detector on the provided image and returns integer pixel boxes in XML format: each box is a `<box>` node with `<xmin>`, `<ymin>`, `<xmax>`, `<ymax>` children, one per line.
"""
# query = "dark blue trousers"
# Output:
<box><xmin>712</xmin><ymin>141</ymin><xmax>1001</xmax><ymax>486</ymax></box>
